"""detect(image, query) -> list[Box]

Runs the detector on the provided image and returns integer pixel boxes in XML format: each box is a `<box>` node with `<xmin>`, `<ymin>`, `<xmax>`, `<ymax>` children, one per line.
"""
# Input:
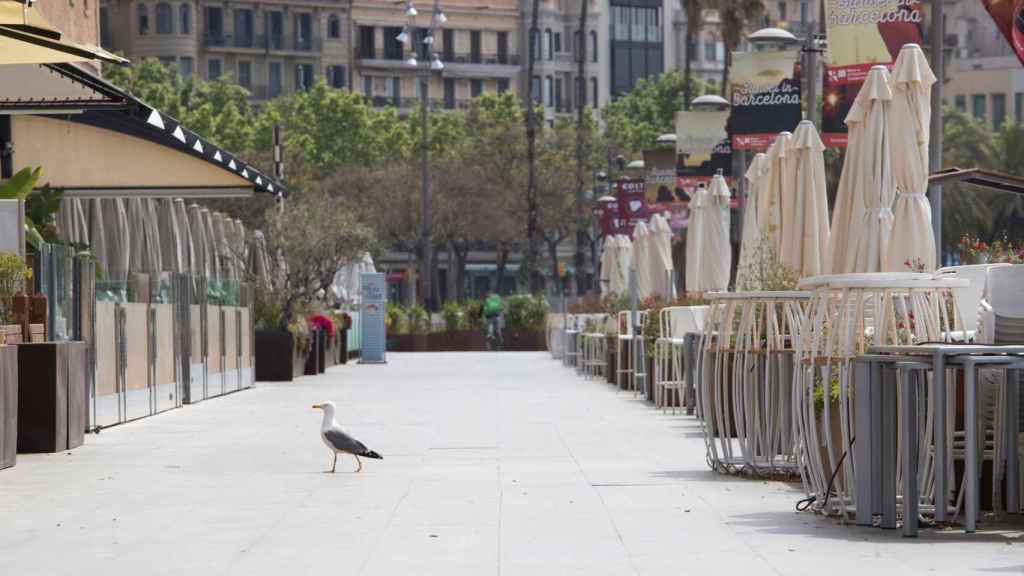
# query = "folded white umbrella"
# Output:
<box><xmin>685</xmin><ymin>184</ymin><xmax>707</xmax><ymax>293</ymax></box>
<box><xmin>251</xmin><ymin>230</ymin><xmax>271</xmax><ymax>290</ymax></box>
<box><xmin>702</xmin><ymin>173</ymin><xmax>732</xmax><ymax>292</ymax></box>
<box><xmin>103</xmin><ymin>199</ymin><xmax>130</xmax><ymax>282</ymax></box>
<box><xmin>781</xmin><ymin>120</ymin><xmax>831</xmax><ymax>277</ymax></box>
<box><xmin>884</xmin><ymin>43</ymin><xmax>937</xmax><ymax>273</ymax></box>
<box><xmin>201</xmin><ymin>208</ymin><xmax>221</xmax><ymax>283</ymax></box>
<box><xmin>649</xmin><ymin>213</ymin><xmax>675</xmax><ymax>298</ymax></box>
<box><xmin>188</xmin><ymin>204</ymin><xmax>210</xmax><ymax>280</ymax></box>
<box><xmin>828</xmin><ymin>65</ymin><xmax>895</xmax><ymax>273</ymax></box>
<box><xmin>613</xmin><ymin>235</ymin><xmax>632</xmax><ymax>296</ymax></box>
<box><xmin>631</xmin><ymin>221</ymin><xmax>653</xmax><ymax>300</ymax></box>
<box><xmin>763</xmin><ymin>132</ymin><xmax>791</xmax><ymax>256</ymax></box>
<box><xmin>736</xmin><ymin>152</ymin><xmax>769</xmax><ymax>290</ymax></box>
<box><xmin>174</xmin><ymin>199</ymin><xmax>195</xmax><ymax>276</ymax></box>
<box><xmin>157</xmin><ymin>198</ymin><xmax>182</xmax><ymax>274</ymax></box>
<box><xmin>87</xmin><ymin>199</ymin><xmax>107</xmax><ymax>278</ymax></box>
<box><xmin>600</xmin><ymin>236</ymin><xmax>615</xmax><ymax>294</ymax></box>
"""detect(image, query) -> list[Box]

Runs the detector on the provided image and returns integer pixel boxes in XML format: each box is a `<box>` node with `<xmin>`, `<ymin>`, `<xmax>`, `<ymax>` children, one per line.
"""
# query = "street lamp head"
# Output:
<box><xmin>406</xmin><ymin>55</ymin><xmax>419</xmax><ymax>67</ymax></box>
<box><xmin>405</xmin><ymin>3</ymin><xmax>417</xmax><ymax>16</ymax></box>
<box><xmin>430</xmin><ymin>54</ymin><xmax>444</xmax><ymax>70</ymax></box>
<box><xmin>396</xmin><ymin>29</ymin><xmax>409</xmax><ymax>43</ymax></box>
<box><xmin>423</xmin><ymin>34</ymin><xmax>435</xmax><ymax>45</ymax></box>
<box><xmin>437</xmin><ymin>10</ymin><xmax>447</xmax><ymax>23</ymax></box>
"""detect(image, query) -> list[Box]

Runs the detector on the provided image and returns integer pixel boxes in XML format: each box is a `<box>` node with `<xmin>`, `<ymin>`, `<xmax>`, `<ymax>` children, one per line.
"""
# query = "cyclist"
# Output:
<box><xmin>483</xmin><ymin>292</ymin><xmax>504</xmax><ymax>350</ymax></box>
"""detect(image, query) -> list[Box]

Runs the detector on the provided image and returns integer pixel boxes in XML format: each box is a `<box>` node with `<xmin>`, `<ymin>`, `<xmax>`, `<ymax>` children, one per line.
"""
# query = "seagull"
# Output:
<box><xmin>312</xmin><ymin>401</ymin><xmax>382</xmax><ymax>473</ymax></box>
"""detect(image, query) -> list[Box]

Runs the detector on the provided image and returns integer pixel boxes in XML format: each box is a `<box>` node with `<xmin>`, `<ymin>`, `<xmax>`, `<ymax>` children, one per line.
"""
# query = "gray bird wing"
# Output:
<box><xmin>324</xmin><ymin>427</ymin><xmax>369</xmax><ymax>455</ymax></box>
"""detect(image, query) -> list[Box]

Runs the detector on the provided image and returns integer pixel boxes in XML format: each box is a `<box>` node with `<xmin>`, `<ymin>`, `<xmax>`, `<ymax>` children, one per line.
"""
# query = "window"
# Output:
<box><xmin>632</xmin><ymin>7</ymin><xmax>644</xmax><ymax>41</ymax></box>
<box><xmin>384</xmin><ymin>26</ymin><xmax>403</xmax><ymax>60</ymax></box>
<box><xmin>180</xmin><ymin>4</ymin><xmax>191</xmax><ymax>34</ymax></box>
<box><xmin>954</xmin><ymin>94</ymin><xmax>966</xmax><ymax>112</ymax></box>
<box><xmin>591</xmin><ymin>77</ymin><xmax>598</xmax><ymax>107</ymax></box>
<box><xmin>778</xmin><ymin>1</ymin><xmax>787</xmax><ymax>21</ymax></box>
<box><xmin>497</xmin><ymin>78</ymin><xmax>509</xmax><ymax>94</ymax></box>
<box><xmin>156</xmin><ymin>3</ymin><xmax>172</xmax><ymax>34</ymax></box>
<box><xmin>442</xmin><ymin>77</ymin><xmax>454</xmax><ymax>108</ymax></box>
<box><xmin>413</xmin><ymin>27</ymin><xmax>429</xmax><ymax>60</ymax></box>
<box><xmin>470</xmin><ymin>30</ymin><xmax>482</xmax><ymax>63</ymax></box>
<box><xmin>237</xmin><ymin>61</ymin><xmax>251</xmax><ymax>88</ymax></box>
<box><xmin>138</xmin><ymin>4</ymin><xmax>149</xmax><ymax>35</ymax></box>
<box><xmin>471</xmin><ymin>79</ymin><xmax>483</xmax><ymax>98</ymax></box>
<box><xmin>973</xmin><ymin>94</ymin><xmax>986</xmax><ymax>120</ymax></box>
<box><xmin>799</xmin><ymin>0</ymin><xmax>808</xmax><ymax>24</ymax></box>
<box><xmin>444</xmin><ymin>78</ymin><xmax>456</xmax><ymax>108</ymax></box>
<box><xmin>234</xmin><ymin>9</ymin><xmax>253</xmax><ymax>47</ymax></box>
<box><xmin>387</xmin><ymin>76</ymin><xmax>401</xmax><ymax>103</ymax></box>
<box><xmin>555</xmin><ymin>77</ymin><xmax>563</xmax><ymax>111</ymax></box>
<box><xmin>179</xmin><ymin>56</ymin><xmax>193</xmax><ymax>78</ymax></box>
<box><xmin>590</xmin><ymin>30</ymin><xmax>597</xmax><ymax>62</ymax></box>
<box><xmin>267</xmin><ymin>12</ymin><xmax>284</xmax><ymax>49</ymax></box>
<box><xmin>208</xmin><ymin>58</ymin><xmax>222</xmax><ymax>80</ymax></box>
<box><xmin>575</xmin><ymin>30</ymin><xmax>581</xmax><ymax>60</ymax></box>
<box><xmin>295</xmin><ymin>13</ymin><xmax>312</xmax><ymax>50</ymax></box>
<box><xmin>269</xmin><ymin>62</ymin><xmax>282</xmax><ymax>97</ymax></box>
<box><xmin>992</xmin><ymin>93</ymin><xmax>1006</xmax><ymax>129</ymax></box>
<box><xmin>704</xmin><ymin>37</ymin><xmax>715</xmax><ymax>61</ymax></box>
<box><xmin>497</xmin><ymin>31</ymin><xmax>509</xmax><ymax>64</ymax></box>
<box><xmin>327</xmin><ymin>65</ymin><xmax>345</xmax><ymax>88</ymax></box>
<box><xmin>545</xmin><ymin>28</ymin><xmax>552</xmax><ymax>60</ymax></box>
<box><xmin>359</xmin><ymin>26</ymin><xmax>375</xmax><ymax>58</ymax></box>
<box><xmin>328</xmin><ymin>14</ymin><xmax>341</xmax><ymax>39</ymax></box>
<box><xmin>295</xmin><ymin>63</ymin><xmax>314</xmax><ymax>91</ymax></box>
<box><xmin>554</xmin><ymin>32</ymin><xmax>562</xmax><ymax>54</ymax></box>
<box><xmin>159</xmin><ymin>56</ymin><xmax>176</xmax><ymax>68</ymax></box>
<box><xmin>1016</xmin><ymin>93</ymin><xmax>1023</xmax><ymax>124</ymax></box>
<box><xmin>101</xmin><ymin>4</ymin><xmax>110</xmax><ymax>45</ymax></box>
<box><xmin>443</xmin><ymin>29</ymin><xmax>454</xmax><ymax>61</ymax></box>
<box><xmin>531</xmin><ymin>75</ymin><xmax>541</xmax><ymax>103</ymax></box>
<box><xmin>613</xmin><ymin>6</ymin><xmax>629</xmax><ymax>41</ymax></box>
<box><xmin>545</xmin><ymin>75</ymin><xmax>552</xmax><ymax>106</ymax></box>
<box><xmin>205</xmin><ymin>7</ymin><xmax>223</xmax><ymax>45</ymax></box>
<box><xmin>531</xmin><ymin>28</ymin><xmax>540</xmax><ymax>61</ymax></box>
<box><xmin>363</xmin><ymin>75</ymin><xmax>372</xmax><ymax>97</ymax></box>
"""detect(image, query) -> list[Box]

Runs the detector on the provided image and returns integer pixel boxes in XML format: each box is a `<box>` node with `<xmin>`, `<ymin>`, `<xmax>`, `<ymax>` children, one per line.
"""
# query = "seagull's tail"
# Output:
<box><xmin>361</xmin><ymin>450</ymin><xmax>383</xmax><ymax>460</ymax></box>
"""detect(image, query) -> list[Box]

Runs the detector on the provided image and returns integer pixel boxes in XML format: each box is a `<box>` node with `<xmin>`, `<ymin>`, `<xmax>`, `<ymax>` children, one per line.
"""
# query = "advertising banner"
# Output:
<box><xmin>728</xmin><ymin>50</ymin><xmax>802</xmax><ymax>149</ymax></box>
<box><xmin>979</xmin><ymin>0</ymin><xmax>1024</xmax><ymax>66</ymax></box>
<box><xmin>642</xmin><ymin>148</ymin><xmax>681</xmax><ymax>204</ymax></box>
<box><xmin>676</xmin><ymin>110</ymin><xmax>730</xmax><ymax>163</ymax></box>
<box><xmin>359</xmin><ymin>272</ymin><xmax>387</xmax><ymax>364</ymax></box>
<box><xmin>822</xmin><ymin>0</ymin><xmax>925</xmax><ymax>146</ymax></box>
<box><xmin>616</xmin><ymin>179</ymin><xmax>647</xmax><ymax>236</ymax></box>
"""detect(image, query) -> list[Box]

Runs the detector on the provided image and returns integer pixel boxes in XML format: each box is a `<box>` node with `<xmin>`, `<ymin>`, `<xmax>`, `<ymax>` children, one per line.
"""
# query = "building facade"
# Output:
<box><xmin>101</xmin><ymin>0</ymin><xmax>352</xmax><ymax>98</ymax></box>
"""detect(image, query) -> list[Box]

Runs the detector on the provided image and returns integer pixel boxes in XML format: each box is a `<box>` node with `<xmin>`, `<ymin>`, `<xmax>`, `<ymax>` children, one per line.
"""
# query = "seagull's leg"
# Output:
<box><xmin>331</xmin><ymin>452</ymin><xmax>337</xmax><ymax>473</ymax></box>
<box><xmin>355</xmin><ymin>455</ymin><xmax>363</xmax><ymax>473</ymax></box>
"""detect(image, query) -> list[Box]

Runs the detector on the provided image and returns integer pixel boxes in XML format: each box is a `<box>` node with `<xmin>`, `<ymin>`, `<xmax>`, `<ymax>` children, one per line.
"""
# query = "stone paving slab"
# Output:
<box><xmin>0</xmin><ymin>352</ymin><xmax>1021</xmax><ymax>575</ymax></box>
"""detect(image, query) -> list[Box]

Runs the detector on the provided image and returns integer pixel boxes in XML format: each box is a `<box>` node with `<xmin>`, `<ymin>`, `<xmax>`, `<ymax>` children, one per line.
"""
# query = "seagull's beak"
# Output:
<box><xmin>312</xmin><ymin>404</ymin><xmax>321</xmax><ymax>410</ymax></box>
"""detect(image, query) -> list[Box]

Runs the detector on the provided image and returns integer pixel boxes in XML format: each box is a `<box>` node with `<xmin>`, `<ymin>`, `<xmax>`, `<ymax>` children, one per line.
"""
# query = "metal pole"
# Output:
<box><xmin>273</xmin><ymin>124</ymin><xmax>284</xmax><ymax>213</ymax></box>
<box><xmin>420</xmin><ymin>72</ymin><xmax>432</xmax><ymax>309</ymax></box>
<box><xmin>805</xmin><ymin>29</ymin><xmax>818</xmax><ymax>126</ymax></box>
<box><xmin>928</xmin><ymin>0</ymin><xmax>944</xmax><ymax>265</ymax></box>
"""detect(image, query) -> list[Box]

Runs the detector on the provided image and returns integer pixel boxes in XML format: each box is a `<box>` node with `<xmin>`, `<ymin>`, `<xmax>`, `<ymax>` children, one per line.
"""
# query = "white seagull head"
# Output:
<box><xmin>312</xmin><ymin>401</ymin><xmax>336</xmax><ymax>416</ymax></box>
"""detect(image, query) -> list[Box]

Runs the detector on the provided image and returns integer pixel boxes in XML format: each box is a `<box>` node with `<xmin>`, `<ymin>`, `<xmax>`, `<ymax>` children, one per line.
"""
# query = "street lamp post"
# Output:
<box><xmin>400</xmin><ymin>0</ymin><xmax>446</xmax><ymax>309</ymax></box>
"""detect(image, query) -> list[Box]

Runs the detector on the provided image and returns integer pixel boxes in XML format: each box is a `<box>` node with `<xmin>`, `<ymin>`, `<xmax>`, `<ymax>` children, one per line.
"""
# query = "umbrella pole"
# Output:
<box><xmin>928</xmin><ymin>0</ymin><xmax>944</xmax><ymax>265</ymax></box>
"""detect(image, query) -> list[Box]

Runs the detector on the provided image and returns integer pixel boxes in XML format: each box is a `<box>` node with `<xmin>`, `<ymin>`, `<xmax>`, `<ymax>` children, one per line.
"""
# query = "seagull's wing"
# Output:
<box><xmin>324</xmin><ymin>427</ymin><xmax>369</xmax><ymax>455</ymax></box>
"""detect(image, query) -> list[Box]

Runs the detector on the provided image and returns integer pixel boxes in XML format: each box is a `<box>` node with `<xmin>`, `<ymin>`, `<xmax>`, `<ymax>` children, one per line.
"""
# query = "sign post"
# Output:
<box><xmin>359</xmin><ymin>272</ymin><xmax>387</xmax><ymax>364</ymax></box>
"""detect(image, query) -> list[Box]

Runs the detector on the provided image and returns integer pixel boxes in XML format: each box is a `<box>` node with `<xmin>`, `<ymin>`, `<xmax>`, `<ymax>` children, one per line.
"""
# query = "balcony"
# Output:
<box><xmin>205</xmin><ymin>33</ymin><xmax>322</xmax><ymax>53</ymax></box>
<box><xmin>444</xmin><ymin>52</ymin><xmax>520</xmax><ymax>66</ymax></box>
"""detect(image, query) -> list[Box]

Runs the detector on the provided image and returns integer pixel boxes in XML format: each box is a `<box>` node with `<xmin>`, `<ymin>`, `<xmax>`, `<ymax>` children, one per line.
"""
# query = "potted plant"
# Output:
<box><xmin>407</xmin><ymin>304</ymin><xmax>430</xmax><ymax>351</ymax></box>
<box><xmin>0</xmin><ymin>252</ymin><xmax>30</xmax><ymax>345</ymax></box>
<box><xmin>503</xmin><ymin>294</ymin><xmax>549</xmax><ymax>351</ymax></box>
<box><xmin>306</xmin><ymin>313</ymin><xmax>333</xmax><ymax>374</ymax></box>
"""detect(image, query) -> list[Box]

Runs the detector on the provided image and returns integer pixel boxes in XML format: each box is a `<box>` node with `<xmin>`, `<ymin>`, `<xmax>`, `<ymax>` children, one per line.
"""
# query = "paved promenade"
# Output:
<box><xmin>1</xmin><ymin>352</ymin><xmax>1021</xmax><ymax>575</ymax></box>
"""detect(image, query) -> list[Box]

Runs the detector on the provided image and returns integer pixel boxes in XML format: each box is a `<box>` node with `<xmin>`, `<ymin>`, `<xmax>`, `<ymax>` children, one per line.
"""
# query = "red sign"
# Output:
<box><xmin>980</xmin><ymin>0</ymin><xmax>1024</xmax><ymax>66</ymax></box>
<box><xmin>616</xmin><ymin>179</ymin><xmax>647</xmax><ymax>235</ymax></box>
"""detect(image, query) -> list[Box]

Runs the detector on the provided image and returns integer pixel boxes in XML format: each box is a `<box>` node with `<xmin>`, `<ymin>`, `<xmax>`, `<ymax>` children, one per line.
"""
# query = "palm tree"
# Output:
<box><xmin>682</xmin><ymin>0</ymin><xmax>706</xmax><ymax>110</ymax></box>
<box><xmin>717</xmin><ymin>0</ymin><xmax>765</xmax><ymax>96</ymax></box>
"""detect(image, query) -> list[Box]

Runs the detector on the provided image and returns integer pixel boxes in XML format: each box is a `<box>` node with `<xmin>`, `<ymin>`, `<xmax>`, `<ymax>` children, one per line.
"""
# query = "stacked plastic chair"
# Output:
<box><xmin>699</xmin><ymin>292</ymin><xmax>810</xmax><ymax>476</ymax></box>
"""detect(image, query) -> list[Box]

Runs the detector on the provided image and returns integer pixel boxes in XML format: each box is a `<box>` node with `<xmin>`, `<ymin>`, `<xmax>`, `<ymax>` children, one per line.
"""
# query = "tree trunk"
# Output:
<box><xmin>525</xmin><ymin>0</ymin><xmax>542</xmax><ymax>293</ymax></box>
<box><xmin>720</xmin><ymin>48</ymin><xmax>731</xmax><ymax>97</ymax></box>
<box><xmin>452</xmin><ymin>241</ymin><xmax>469</xmax><ymax>301</ymax></box>
<box><xmin>574</xmin><ymin>0</ymin><xmax>589</xmax><ymax>298</ymax></box>
<box><xmin>495</xmin><ymin>246</ymin><xmax>509</xmax><ymax>294</ymax></box>
<box><xmin>546</xmin><ymin>237</ymin><xmax>561</xmax><ymax>297</ymax></box>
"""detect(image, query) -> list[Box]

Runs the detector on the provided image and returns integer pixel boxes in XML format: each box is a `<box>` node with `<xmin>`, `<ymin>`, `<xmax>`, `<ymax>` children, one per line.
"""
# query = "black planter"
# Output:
<box><xmin>255</xmin><ymin>330</ymin><xmax>304</xmax><ymax>382</ymax></box>
<box><xmin>0</xmin><ymin>345</ymin><xmax>17</xmax><ymax>470</ymax></box>
<box><xmin>305</xmin><ymin>330</ymin><xmax>327</xmax><ymax>375</ymax></box>
<box><xmin>17</xmin><ymin>342</ymin><xmax>86</xmax><ymax>454</ymax></box>
<box><xmin>339</xmin><ymin>329</ymin><xmax>348</xmax><ymax>364</ymax></box>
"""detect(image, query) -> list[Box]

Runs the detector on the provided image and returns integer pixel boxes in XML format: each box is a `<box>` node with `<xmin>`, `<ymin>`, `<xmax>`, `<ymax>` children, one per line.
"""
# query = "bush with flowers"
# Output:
<box><xmin>957</xmin><ymin>234</ymin><xmax>1024</xmax><ymax>265</ymax></box>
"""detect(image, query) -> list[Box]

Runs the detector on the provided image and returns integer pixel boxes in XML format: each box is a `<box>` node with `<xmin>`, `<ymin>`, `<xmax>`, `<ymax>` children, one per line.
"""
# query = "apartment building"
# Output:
<box><xmin>944</xmin><ymin>0</ymin><xmax>1024</xmax><ymax>130</ymax></box>
<box><xmin>351</xmin><ymin>0</ymin><xmax>521</xmax><ymax>111</ymax></box>
<box><xmin>100</xmin><ymin>0</ymin><xmax>351</xmax><ymax>98</ymax></box>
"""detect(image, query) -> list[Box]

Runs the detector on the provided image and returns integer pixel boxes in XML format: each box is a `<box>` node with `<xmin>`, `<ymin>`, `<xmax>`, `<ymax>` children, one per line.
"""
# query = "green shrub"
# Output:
<box><xmin>407</xmin><ymin>304</ymin><xmax>430</xmax><ymax>335</ymax></box>
<box><xmin>386</xmin><ymin>303</ymin><xmax>407</xmax><ymax>334</ymax></box>
<box><xmin>441</xmin><ymin>301</ymin><xmax>466</xmax><ymax>332</ymax></box>
<box><xmin>463</xmin><ymin>299</ymin><xmax>484</xmax><ymax>330</ymax></box>
<box><xmin>505</xmin><ymin>294</ymin><xmax>548</xmax><ymax>332</ymax></box>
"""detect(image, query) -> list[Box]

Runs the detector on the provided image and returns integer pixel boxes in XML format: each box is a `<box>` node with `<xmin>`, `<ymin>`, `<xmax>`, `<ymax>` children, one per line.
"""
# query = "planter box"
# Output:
<box><xmin>388</xmin><ymin>333</ymin><xmax>429</xmax><ymax>352</ymax></box>
<box><xmin>255</xmin><ymin>330</ymin><xmax>310</xmax><ymax>382</ymax></box>
<box><xmin>17</xmin><ymin>342</ymin><xmax>86</xmax><ymax>453</ymax></box>
<box><xmin>2</xmin><ymin>325</ymin><xmax>20</xmax><ymax>345</ymax></box>
<box><xmin>0</xmin><ymin>345</ymin><xmax>16</xmax><ymax>470</ymax></box>
<box><xmin>606</xmin><ymin>336</ymin><xmax>617</xmax><ymax>384</ymax></box>
<box><xmin>503</xmin><ymin>329</ymin><xmax>547</xmax><ymax>351</ymax></box>
<box><xmin>305</xmin><ymin>330</ymin><xmax>328</xmax><ymax>375</ymax></box>
<box><xmin>338</xmin><ymin>329</ymin><xmax>348</xmax><ymax>364</ymax></box>
<box><xmin>427</xmin><ymin>330</ymin><xmax>487</xmax><ymax>352</ymax></box>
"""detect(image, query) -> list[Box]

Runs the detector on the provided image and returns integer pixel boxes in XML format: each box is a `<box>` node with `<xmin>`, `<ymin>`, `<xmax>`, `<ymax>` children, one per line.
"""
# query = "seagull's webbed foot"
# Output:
<box><xmin>330</xmin><ymin>452</ymin><xmax>337</xmax><ymax>474</ymax></box>
<box><xmin>355</xmin><ymin>455</ymin><xmax>362</xmax><ymax>473</ymax></box>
